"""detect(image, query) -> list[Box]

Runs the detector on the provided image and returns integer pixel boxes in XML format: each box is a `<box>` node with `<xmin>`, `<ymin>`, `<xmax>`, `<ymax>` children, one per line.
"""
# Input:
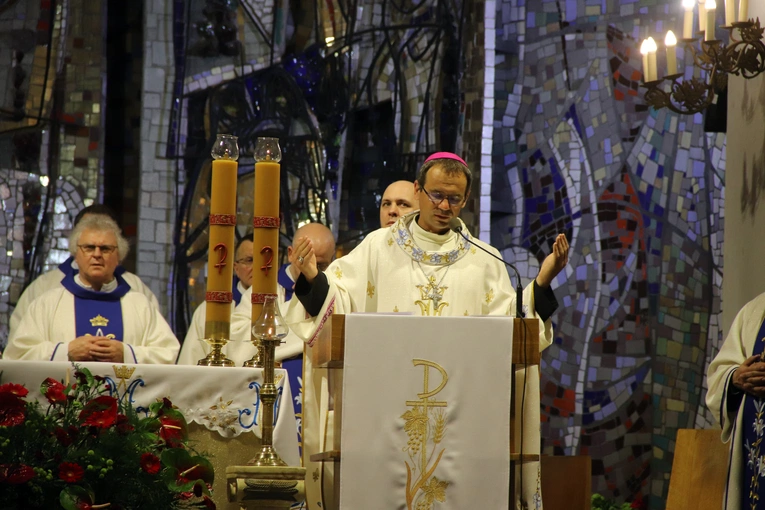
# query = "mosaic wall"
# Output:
<box><xmin>492</xmin><ymin>1</ymin><xmax>725</xmax><ymax>508</ymax></box>
<box><xmin>157</xmin><ymin>0</ymin><xmax>473</xmax><ymax>335</ymax></box>
<box><xmin>0</xmin><ymin>0</ymin><xmax>106</xmax><ymax>346</ymax></box>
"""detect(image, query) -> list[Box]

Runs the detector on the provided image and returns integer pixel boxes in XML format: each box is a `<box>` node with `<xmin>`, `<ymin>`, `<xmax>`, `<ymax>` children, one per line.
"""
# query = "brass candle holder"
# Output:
<box><xmin>247</xmin><ymin>294</ymin><xmax>288</xmax><ymax>467</ymax></box>
<box><xmin>643</xmin><ymin>19</ymin><xmax>765</xmax><ymax>115</ymax></box>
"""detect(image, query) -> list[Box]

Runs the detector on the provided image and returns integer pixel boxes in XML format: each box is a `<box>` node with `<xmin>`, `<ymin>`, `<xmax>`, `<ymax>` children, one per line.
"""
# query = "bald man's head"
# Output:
<box><xmin>380</xmin><ymin>180</ymin><xmax>416</xmax><ymax>227</ymax></box>
<box><xmin>290</xmin><ymin>223</ymin><xmax>336</xmax><ymax>272</ymax></box>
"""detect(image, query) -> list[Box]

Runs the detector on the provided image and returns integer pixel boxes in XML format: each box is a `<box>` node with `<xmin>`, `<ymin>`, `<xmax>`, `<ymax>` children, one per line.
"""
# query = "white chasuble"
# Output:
<box><xmin>6</xmin><ymin>286</ymin><xmax>179</xmax><ymax>364</ymax></box>
<box><xmin>340</xmin><ymin>314</ymin><xmax>512</xmax><ymax>509</ymax></box>
<box><xmin>287</xmin><ymin>215</ymin><xmax>552</xmax><ymax>509</ymax></box>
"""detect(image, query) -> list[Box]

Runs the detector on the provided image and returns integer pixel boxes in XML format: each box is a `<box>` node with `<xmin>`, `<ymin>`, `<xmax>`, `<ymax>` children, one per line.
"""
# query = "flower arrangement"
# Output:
<box><xmin>591</xmin><ymin>492</ymin><xmax>646</xmax><ymax>510</ymax></box>
<box><xmin>0</xmin><ymin>367</ymin><xmax>216</xmax><ymax>509</ymax></box>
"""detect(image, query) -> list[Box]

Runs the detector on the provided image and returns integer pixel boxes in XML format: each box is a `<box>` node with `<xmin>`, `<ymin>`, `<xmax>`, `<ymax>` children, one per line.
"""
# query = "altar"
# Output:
<box><xmin>0</xmin><ymin>360</ymin><xmax>301</xmax><ymax>509</ymax></box>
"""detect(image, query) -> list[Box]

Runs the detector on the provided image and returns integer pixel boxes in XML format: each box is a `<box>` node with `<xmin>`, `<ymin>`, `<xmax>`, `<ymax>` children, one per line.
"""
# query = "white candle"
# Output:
<box><xmin>739</xmin><ymin>0</ymin><xmax>749</xmax><ymax>22</ymax></box>
<box><xmin>683</xmin><ymin>0</ymin><xmax>696</xmax><ymax>38</ymax></box>
<box><xmin>725</xmin><ymin>0</ymin><xmax>735</xmax><ymax>25</ymax></box>
<box><xmin>641</xmin><ymin>39</ymin><xmax>650</xmax><ymax>82</ymax></box>
<box><xmin>647</xmin><ymin>37</ymin><xmax>658</xmax><ymax>82</ymax></box>
<box><xmin>665</xmin><ymin>31</ymin><xmax>678</xmax><ymax>75</ymax></box>
<box><xmin>699</xmin><ymin>0</ymin><xmax>707</xmax><ymax>32</ymax></box>
<box><xmin>705</xmin><ymin>0</ymin><xmax>717</xmax><ymax>41</ymax></box>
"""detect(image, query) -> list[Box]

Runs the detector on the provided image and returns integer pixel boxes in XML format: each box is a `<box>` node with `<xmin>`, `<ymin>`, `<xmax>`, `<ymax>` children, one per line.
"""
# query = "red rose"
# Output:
<box><xmin>0</xmin><ymin>383</ymin><xmax>28</xmax><ymax>397</ymax></box>
<box><xmin>78</xmin><ymin>395</ymin><xmax>118</xmax><ymax>428</ymax></box>
<box><xmin>59</xmin><ymin>462</ymin><xmax>84</xmax><ymax>483</ymax></box>
<box><xmin>140</xmin><ymin>452</ymin><xmax>161</xmax><ymax>475</ymax></box>
<box><xmin>0</xmin><ymin>464</ymin><xmax>35</xmax><ymax>484</ymax></box>
<box><xmin>41</xmin><ymin>377</ymin><xmax>67</xmax><ymax>405</ymax></box>
<box><xmin>0</xmin><ymin>393</ymin><xmax>26</xmax><ymax>426</ymax></box>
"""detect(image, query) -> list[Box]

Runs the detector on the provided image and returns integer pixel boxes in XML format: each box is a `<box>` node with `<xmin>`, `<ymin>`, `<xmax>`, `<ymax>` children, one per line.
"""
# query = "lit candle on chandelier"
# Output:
<box><xmin>682</xmin><ymin>0</ymin><xmax>696</xmax><ymax>38</ymax></box>
<box><xmin>251</xmin><ymin>137</ymin><xmax>282</xmax><ymax>323</ymax></box>
<box><xmin>204</xmin><ymin>134</ymin><xmax>239</xmax><ymax>343</ymax></box>
<box><xmin>724</xmin><ymin>0</ymin><xmax>735</xmax><ymax>26</ymax></box>
<box><xmin>665</xmin><ymin>31</ymin><xmax>678</xmax><ymax>76</ymax></box>
<box><xmin>641</xmin><ymin>37</ymin><xmax>658</xmax><ymax>82</ymax></box>
<box><xmin>705</xmin><ymin>0</ymin><xmax>717</xmax><ymax>41</ymax></box>
<box><xmin>739</xmin><ymin>0</ymin><xmax>749</xmax><ymax>22</ymax></box>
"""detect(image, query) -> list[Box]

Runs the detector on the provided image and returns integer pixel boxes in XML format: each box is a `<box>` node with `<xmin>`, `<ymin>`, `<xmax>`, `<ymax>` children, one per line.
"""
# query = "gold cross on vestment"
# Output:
<box><xmin>415</xmin><ymin>275</ymin><xmax>449</xmax><ymax>316</ymax></box>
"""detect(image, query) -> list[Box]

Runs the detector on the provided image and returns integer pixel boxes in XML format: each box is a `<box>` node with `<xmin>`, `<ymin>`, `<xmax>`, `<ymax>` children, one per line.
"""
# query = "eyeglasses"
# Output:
<box><xmin>235</xmin><ymin>257</ymin><xmax>254</xmax><ymax>266</ymax></box>
<box><xmin>78</xmin><ymin>244</ymin><xmax>118</xmax><ymax>255</ymax></box>
<box><xmin>421</xmin><ymin>188</ymin><xmax>465</xmax><ymax>207</ymax></box>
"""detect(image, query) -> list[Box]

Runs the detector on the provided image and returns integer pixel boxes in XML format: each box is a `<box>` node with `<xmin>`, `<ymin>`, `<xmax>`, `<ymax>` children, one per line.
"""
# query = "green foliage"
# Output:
<box><xmin>591</xmin><ymin>493</ymin><xmax>633</xmax><ymax>510</ymax></box>
<box><xmin>0</xmin><ymin>367</ymin><xmax>216</xmax><ymax>509</ymax></box>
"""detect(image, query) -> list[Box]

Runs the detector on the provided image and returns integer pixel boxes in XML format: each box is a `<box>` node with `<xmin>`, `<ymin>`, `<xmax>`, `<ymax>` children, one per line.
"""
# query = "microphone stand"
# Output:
<box><xmin>449</xmin><ymin>218</ymin><xmax>530</xmax><ymax>505</ymax></box>
<box><xmin>449</xmin><ymin>221</ymin><xmax>525</xmax><ymax>318</ymax></box>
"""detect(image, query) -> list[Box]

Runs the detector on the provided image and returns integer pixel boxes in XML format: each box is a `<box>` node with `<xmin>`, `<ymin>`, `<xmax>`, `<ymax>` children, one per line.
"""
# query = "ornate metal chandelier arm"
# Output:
<box><xmin>643</xmin><ymin>76</ymin><xmax>716</xmax><ymax>115</ymax></box>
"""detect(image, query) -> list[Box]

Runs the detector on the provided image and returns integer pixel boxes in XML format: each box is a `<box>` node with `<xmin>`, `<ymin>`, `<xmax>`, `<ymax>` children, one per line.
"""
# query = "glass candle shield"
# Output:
<box><xmin>251</xmin><ymin>295</ymin><xmax>289</xmax><ymax>341</ymax></box>
<box><xmin>211</xmin><ymin>134</ymin><xmax>240</xmax><ymax>161</ymax></box>
<box><xmin>254</xmin><ymin>137</ymin><xmax>282</xmax><ymax>162</ymax></box>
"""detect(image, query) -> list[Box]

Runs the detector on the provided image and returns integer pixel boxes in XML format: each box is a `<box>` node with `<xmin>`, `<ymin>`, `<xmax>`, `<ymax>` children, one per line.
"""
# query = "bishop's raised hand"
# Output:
<box><xmin>292</xmin><ymin>236</ymin><xmax>319</xmax><ymax>283</ymax></box>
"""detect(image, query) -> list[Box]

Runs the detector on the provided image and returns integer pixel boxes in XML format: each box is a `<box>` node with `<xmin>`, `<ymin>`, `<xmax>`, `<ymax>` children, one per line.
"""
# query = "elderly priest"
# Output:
<box><xmin>5</xmin><ymin>215</ymin><xmax>179</xmax><ymax>364</ymax></box>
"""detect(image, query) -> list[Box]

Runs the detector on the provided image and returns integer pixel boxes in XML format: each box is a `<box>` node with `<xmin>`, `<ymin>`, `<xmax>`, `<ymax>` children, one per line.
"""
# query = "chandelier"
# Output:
<box><xmin>640</xmin><ymin>0</ymin><xmax>765</xmax><ymax>115</ymax></box>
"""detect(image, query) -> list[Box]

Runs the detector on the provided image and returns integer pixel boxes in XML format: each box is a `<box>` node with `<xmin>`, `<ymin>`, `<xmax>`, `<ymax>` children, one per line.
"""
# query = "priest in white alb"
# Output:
<box><xmin>706</xmin><ymin>292</ymin><xmax>765</xmax><ymax>510</ymax></box>
<box><xmin>9</xmin><ymin>204</ymin><xmax>160</xmax><ymax>339</ymax></box>
<box><xmin>5</xmin><ymin>215</ymin><xmax>179</xmax><ymax>364</ymax></box>
<box><xmin>286</xmin><ymin>152</ymin><xmax>569</xmax><ymax>510</ymax></box>
<box><xmin>176</xmin><ymin>232</ymin><xmax>254</xmax><ymax>365</ymax></box>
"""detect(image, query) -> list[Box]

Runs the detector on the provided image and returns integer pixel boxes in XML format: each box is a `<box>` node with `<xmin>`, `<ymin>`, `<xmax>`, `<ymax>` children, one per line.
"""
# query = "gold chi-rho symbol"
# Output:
<box><xmin>406</xmin><ymin>359</ymin><xmax>448</xmax><ymax>408</ymax></box>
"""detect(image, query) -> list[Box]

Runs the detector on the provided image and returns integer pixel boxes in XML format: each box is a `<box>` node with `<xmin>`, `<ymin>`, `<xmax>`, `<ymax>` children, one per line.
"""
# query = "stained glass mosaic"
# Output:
<box><xmin>494</xmin><ymin>1</ymin><xmax>725</xmax><ymax>508</ymax></box>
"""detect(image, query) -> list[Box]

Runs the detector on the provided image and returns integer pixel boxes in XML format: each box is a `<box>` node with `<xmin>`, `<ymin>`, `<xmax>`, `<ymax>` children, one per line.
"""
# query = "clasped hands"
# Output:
<box><xmin>68</xmin><ymin>335</ymin><xmax>124</xmax><ymax>363</ymax></box>
<box><xmin>733</xmin><ymin>354</ymin><xmax>765</xmax><ymax>398</ymax></box>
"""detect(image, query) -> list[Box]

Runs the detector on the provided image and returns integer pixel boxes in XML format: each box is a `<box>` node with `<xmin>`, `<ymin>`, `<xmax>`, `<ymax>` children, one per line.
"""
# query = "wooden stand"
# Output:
<box><xmin>309</xmin><ymin>314</ymin><xmax>540</xmax><ymax>509</ymax></box>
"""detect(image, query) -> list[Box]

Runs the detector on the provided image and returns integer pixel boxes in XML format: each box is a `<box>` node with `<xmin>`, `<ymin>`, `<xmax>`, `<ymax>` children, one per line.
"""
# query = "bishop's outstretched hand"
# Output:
<box><xmin>535</xmin><ymin>233</ymin><xmax>569</xmax><ymax>288</ymax></box>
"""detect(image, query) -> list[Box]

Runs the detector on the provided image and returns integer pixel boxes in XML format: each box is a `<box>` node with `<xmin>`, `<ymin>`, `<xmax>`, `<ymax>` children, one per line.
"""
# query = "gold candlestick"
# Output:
<box><xmin>199</xmin><ymin>134</ymin><xmax>239</xmax><ymax>367</ymax></box>
<box><xmin>248</xmin><ymin>295</ymin><xmax>289</xmax><ymax>467</ymax></box>
<box><xmin>244</xmin><ymin>137</ymin><xmax>282</xmax><ymax>368</ymax></box>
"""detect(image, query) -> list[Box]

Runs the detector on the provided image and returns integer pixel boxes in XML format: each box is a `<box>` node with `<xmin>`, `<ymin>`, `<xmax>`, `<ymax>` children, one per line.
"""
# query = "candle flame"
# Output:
<box><xmin>646</xmin><ymin>37</ymin><xmax>658</xmax><ymax>53</ymax></box>
<box><xmin>640</xmin><ymin>39</ymin><xmax>649</xmax><ymax>55</ymax></box>
<box><xmin>665</xmin><ymin>30</ymin><xmax>677</xmax><ymax>46</ymax></box>
<box><xmin>704</xmin><ymin>0</ymin><xmax>715</xmax><ymax>8</ymax></box>
<box><xmin>682</xmin><ymin>0</ymin><xmax>695</xmax><ymax>8</ymax></box>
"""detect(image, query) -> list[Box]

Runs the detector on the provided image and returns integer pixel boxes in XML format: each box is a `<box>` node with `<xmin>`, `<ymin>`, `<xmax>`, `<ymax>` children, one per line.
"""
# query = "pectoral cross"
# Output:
<box><xmin>415</xmin><ymin>276</ymin><xmax>449</xmax><ymax>316</ymax></box>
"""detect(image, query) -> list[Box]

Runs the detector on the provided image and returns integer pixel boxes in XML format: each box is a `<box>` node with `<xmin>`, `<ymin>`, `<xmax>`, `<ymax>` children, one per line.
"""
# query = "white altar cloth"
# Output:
<box><xmin>0</xmin><ymin>360</ymin><xmax>300</xmax><ymax>467</ymax></box>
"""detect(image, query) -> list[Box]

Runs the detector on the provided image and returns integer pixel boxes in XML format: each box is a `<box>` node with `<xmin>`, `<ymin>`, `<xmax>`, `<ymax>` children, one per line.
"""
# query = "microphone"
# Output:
<box><xmin>449</xmin><ymin>218</ymin><xmax>525</xmax><ymax>318</ymax></box>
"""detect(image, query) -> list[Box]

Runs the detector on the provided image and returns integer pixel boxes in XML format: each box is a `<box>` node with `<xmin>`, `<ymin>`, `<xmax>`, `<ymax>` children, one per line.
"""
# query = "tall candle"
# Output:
<box><xmin>683</xmin><ymin>0</ymin><xmax>696</xmax><ymax>38</ymax></box>
<box><xmin>739</xmin><ymin>0</ymin><xmax>749</xmax><ymax>22</ymax></box>
<box><xmin>647</xmin><ymin>37</ymin><xmax>657</xmax><ymax>82</ymax></box>
<box><xmin>698</xmin><ymin>0</ymin><xmax>707</xmax><ymax>33</ymax></box>
<box><xmin>205</xmin><ymin>135</ymin><xmax>239</xmax><ymax>343</ymax></box>
<box><xmin>725</xmin><ymin>0</ymin><xmax>735</xmax><ymax>25</ymax></box>
<box><xmin>251</xmin><ymin>138</ymin><xmax>282</xmax><ymax>325</ymax></box>
<box><xmin>705</xmin><ymin>0</ymin><xmax>717</xmax><ymax>41</ymax></box>
<box><xmin>641</xmin><ymin>39</ymin><xmax>650</xmax><ymax>82</ymax></box>
<box><xmin>665</xmin><ymin>31</ymin><xmax>678</xmax><ymax>75</ymax></box>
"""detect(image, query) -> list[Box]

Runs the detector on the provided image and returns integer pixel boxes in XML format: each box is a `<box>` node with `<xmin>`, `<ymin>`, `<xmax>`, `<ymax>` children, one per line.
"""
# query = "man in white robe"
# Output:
<box><xmin>5</xmin><ymin>215</ymin><xmax>178</xmax><ymax>364</ymax></box>
<box><xmin>288</xmin><ymin>152</ymin><xmax>569</xmax><ymax>510</ymax></box>
<box><xmin>176</xmin><ymin>233</ymin><xmax>254</xmax><ymax>365</ymax></box>
<box><xmin>9</xmin><ymin>204</ymin><xmax>160</xmax><ymax>338</ymax></box>
<box><xmin>707</xmin><ymin>292</ymin><xmax>765</xmax><ymax>509</ymax></box>
<box><xmin>380</xmin><ymin>180</ymin><xmax>416</xmax><ymax>227</ymax></box>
